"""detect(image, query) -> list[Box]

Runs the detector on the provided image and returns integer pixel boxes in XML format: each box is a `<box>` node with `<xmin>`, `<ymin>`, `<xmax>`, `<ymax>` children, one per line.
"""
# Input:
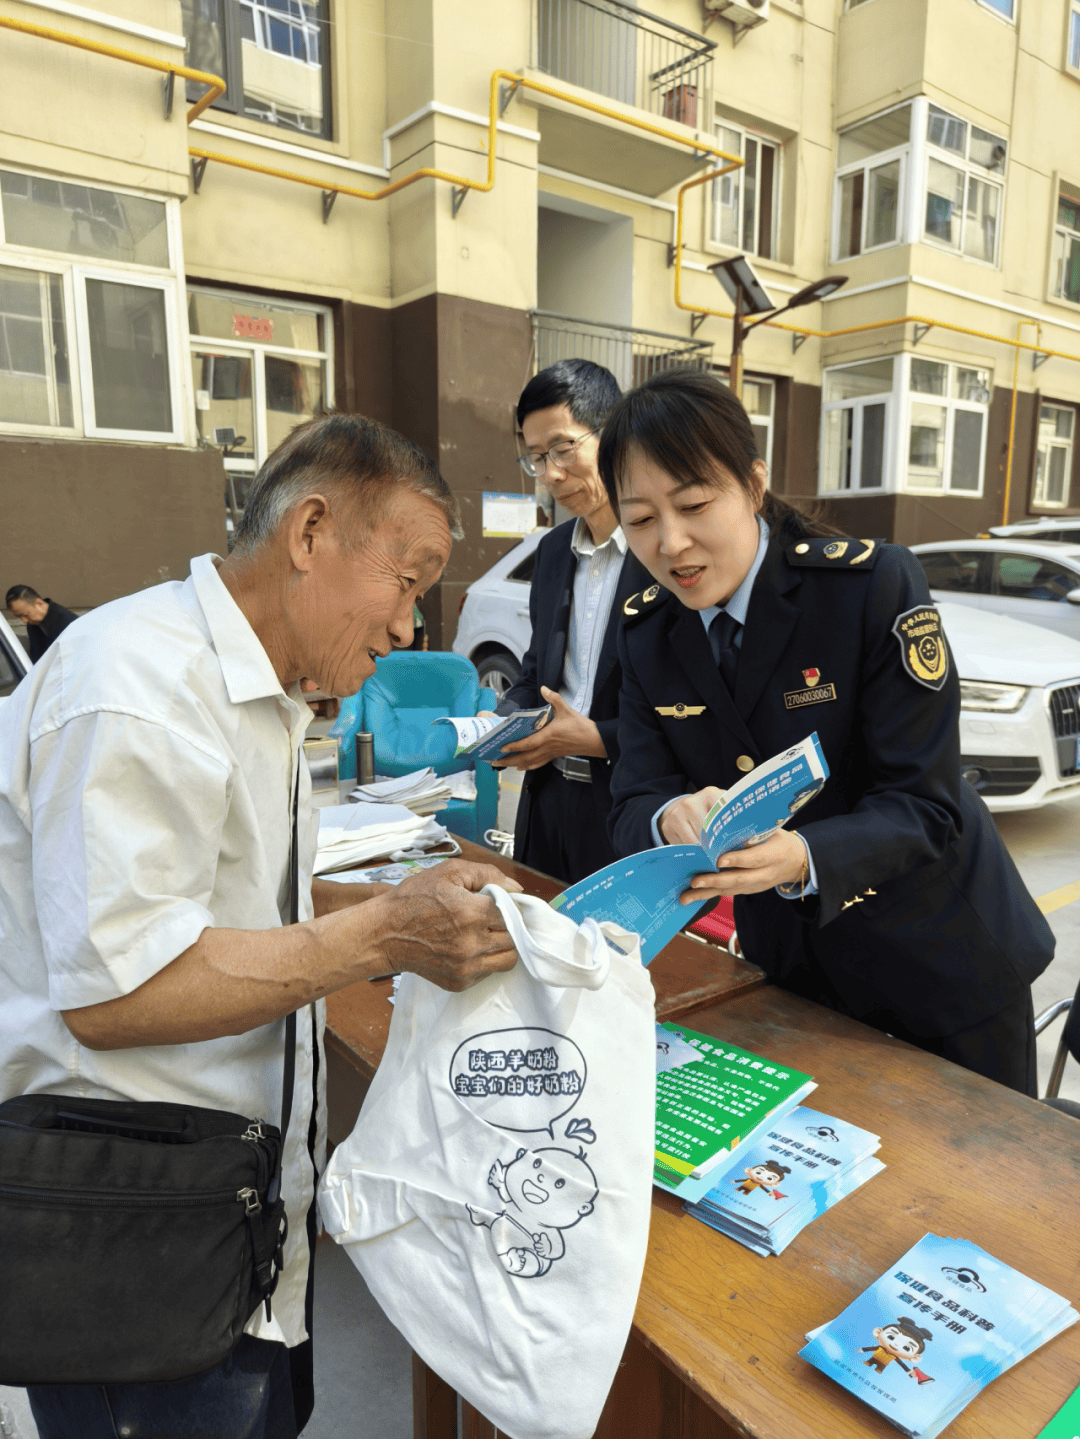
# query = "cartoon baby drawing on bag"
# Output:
<box><xmin>469</xmin><ymin>1144</ymin><xmax>598</xmax><ymax>1277</ymax></box>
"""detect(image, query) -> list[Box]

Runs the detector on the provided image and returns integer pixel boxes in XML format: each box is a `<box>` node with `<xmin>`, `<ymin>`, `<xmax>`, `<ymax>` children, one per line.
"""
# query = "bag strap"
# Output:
<box><xmin>271</xmin><ymin>765</ymin><xmax>300</xmax><ymax>1200</ymax></box>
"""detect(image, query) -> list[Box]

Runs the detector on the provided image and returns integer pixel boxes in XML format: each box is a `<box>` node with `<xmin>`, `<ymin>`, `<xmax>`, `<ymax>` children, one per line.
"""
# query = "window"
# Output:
<box><xmin>187</xmin><ymin>287</ymin><xmax>332</xmax><ymax>511</ymax></box>
<box><xmin>1053</xmin><ymin>182</ymin><xmax>1080</xmax><ymax>305</ymax></box>
<box><xmin>1034</xmin><ymin>404</ymin><xmax>1075</xmax><ymax>508</ymax></box>
<box><xmin>1069</xmin><ymin>2</ymin><xmax>1080</xmax><ymax>74</ymax></box>
<box><xmin>820</xmin><ymin>359</ymin><xmax>894</xmax><ymax>492</ymax></box>
<box><xmin>0</xmin><ymin>266</ymin><xmax>72</xmax><ymax>428</ymax></box>
<box><xmin>819</xmin><ymin>353</ymin><xmax>991</xmax><ymax>497</ymax></box>
<box><xmin>742</xmin><ymin>378</ymin><xmax>775</xmax><ymax>470</ymax></box>
<box><xmin>977</xmin><ymin>0</ymin><xmax>1014</xmax><ymax>17</ymax></box>
<box><xmin>712</xmin><ymin>125</ymin><xmax>780</xmax><ymax>260</ymax></box>
<box><xmin>993</xmin><ymin>553</ymin><xmax>1080</xmax><ymax>602</ymax></box>
<box><xmin>508</xmin><ymin>551</ymin><xmax>537</xmax><ymax>584</ymax></box>
<box><xmin>916</xmin><ymin>550</ymin><xmax>990</xmax><ymax>594</ymax></box>
<box><xmin>181</xmin><ymin>0</ymin><xmax>331</xmax><ymax>139</ymax></box>
<box><xmin>834</xmin><ymin>105</ymin><xmax>909</xmax><ymax>259</ymax></box>
<box><xmin>905</xmin><ymin>358</ymin><xmax>989</xmax><ymax>493</ymax></box>
<box><xmin>0</xmin><ymin>169</ymin><xmax>185</xmax><ymax>441</ymax></box>
<box><xmin>924</xmin><ymin>105</ymin><xmax>1006</xmax><ymax>264</ymax></box>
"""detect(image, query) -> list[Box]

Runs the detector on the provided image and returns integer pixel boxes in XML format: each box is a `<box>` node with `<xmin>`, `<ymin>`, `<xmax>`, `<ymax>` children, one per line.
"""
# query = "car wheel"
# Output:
<box><xmin>475</xmin><ymin>651</ymin><xmax>520</xmax><ymax>702</ymax></box>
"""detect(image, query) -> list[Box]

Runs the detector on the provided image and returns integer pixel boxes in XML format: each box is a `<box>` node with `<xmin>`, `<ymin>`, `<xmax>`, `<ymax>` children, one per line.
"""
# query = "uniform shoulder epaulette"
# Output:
<box><xmin>785</xmin><ymin>537</ymin><xmax>883</xmax><ymax>570</ymax></box>
<box><xmin>621</xmin><ymin>582</ymin><xmax>670</xmax><ymax>622</ymax></box>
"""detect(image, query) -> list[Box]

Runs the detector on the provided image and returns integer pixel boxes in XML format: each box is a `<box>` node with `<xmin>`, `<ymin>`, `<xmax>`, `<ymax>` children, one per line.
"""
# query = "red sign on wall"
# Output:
<box><xmin>232</xmin><ymin>314</ymin><xmax>274</xmax><ymax>341</ymax></box>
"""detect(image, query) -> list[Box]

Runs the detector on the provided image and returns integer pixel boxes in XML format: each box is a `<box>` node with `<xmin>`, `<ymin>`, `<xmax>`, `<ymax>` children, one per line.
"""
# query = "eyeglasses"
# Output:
<box><xmin>516</xmin><ymin>430</ymin><xmax>597</xmax><ymax>480</ymax></box>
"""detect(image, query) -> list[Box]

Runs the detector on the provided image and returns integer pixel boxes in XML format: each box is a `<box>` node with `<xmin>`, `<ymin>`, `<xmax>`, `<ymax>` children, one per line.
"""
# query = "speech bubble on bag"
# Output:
<box><xmin>448</xmin><ymin>1027</ymin><xmax>587</xmax><ymax>1137</ymax></box>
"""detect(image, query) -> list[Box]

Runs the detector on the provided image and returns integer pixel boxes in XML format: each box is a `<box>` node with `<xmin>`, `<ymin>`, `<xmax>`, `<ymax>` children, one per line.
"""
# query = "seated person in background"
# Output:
<box><xmin>492</xmin><ymin>359</ymin><xmax>649</xmax><ymax>885</ymax></box>
<box><xmin>6</xmin><ymin>585</ymin><xmax>78</xmax><ymax>662</ymax></box>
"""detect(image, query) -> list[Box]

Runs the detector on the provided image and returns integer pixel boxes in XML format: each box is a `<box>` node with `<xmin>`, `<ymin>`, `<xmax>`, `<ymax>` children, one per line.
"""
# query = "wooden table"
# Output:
<box><xmin>591</xmin><ymin>986</ymin><xmax>1080</xmax><ymax>1439</ymax></box>
<box><xmin>323</xmin><ymin>838</ymin><xmax>765</xmax><ymax>1146</ymax></box>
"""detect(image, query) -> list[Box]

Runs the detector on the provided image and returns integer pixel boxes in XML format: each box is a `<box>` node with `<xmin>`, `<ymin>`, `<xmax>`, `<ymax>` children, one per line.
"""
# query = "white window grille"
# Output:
<box><xmin>0</xmin><ymin>169</ymin><xmax>187</xmax><ymax>442</ymax></box>
<box><xmin>1053</xmin><ymin>181</ymin><xmax>1080</xmax><ymax>305</ymax></box>
<box><xmin>712</xmin><ymin>124</ymin><xmax>781</xmax><ymax>261</ymax></box>
<box><xmin>1033</xmin><ymin>404</ymin><xmax>1075</xmax><ymax>508</ymax></box>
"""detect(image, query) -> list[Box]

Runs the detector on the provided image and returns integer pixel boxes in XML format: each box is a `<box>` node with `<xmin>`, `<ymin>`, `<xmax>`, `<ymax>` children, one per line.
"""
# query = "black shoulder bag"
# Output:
<box><xmin>0</xmin><ymin>775</ymin><xmax>303</xmax><ymax>1385</ymax></box>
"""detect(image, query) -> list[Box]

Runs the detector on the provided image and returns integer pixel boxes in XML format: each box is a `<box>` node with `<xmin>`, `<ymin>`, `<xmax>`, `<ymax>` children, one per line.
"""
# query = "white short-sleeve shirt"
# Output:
<box><xmin>0</xmin><ymin>553</ymin><xmax>324</xmax><ymax>1348</ymax></box>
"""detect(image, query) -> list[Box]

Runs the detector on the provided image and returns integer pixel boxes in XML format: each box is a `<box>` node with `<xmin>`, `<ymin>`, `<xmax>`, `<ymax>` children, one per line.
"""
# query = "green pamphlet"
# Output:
<box><xmin>654</xmin><ymin>1022</ymin><xmax>816</xmax><ymax>1202</ymax></box>
<box><xmin>1037</xmin><ymin>1387</ymin><xmax>1080</xmax><ymax>1439</ymax></box>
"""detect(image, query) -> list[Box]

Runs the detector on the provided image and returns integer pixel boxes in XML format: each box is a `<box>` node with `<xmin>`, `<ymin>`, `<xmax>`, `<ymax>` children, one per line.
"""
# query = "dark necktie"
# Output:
<box><xmin>709</xmin><ymin>610</ymin><xmax>741</xmax><ymax>693</ymax></box>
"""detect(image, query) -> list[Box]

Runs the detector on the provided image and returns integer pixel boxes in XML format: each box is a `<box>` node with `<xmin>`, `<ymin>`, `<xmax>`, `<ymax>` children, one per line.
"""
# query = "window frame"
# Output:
<box><xmin>832</xmin><ymin>104</ymin><xmax>911</xmax><ymax>263</ymax></box>
<box><xmin>1032</xmin><ymin>401</ymin><xmax>1076</xmax><ymax>510</ymax></box>
<box><xmin>0</xmin><ymin>253</ymin><xmax>82</xmax><ymax>438</ymax></box>
<box><xmin>184</xmin><ymin>0</ymin><xmax>333</xmax><ymax>141</ymax></box>
<box><xmin>818</xmin><ymin>357</ymin><xmax>899</xmax><ymax>496</ymax></box>
<box><xmin>975</xmin><ymin>0</ymin><xmax>1015</xmax><ymax>22</ymax></box>
<box><xmin>901</xmin><ymin>354</ymin><xmax>991</xmax><ymax>498</ymax></box>
<box><xmin>708</xmin><ymin>120</ymin><xmax>782</xmax><ymax>263</ymax></box>
<box><xmin>0</xmin><ymin>167</ymin><xmax>189</xmax><ymax>443</ymax></box>
<box><xmin>1051</xmin><ymin>178</ymin><xmax>1080</xmax><ymax>308</ymax></box>
<box><xmin>186</xmin><ymin>283</ymin><xmax>334</xmax><ymax>478</ymax></box>
<box><xmin>818</xmin><ymin>352</ymin><xmax>992</xmax><ymax>499</ymax></box>
<box><xmin>1069</xmin><ymin>1</ymin><xmax>1080</xmax><ymax>77</ymax></box>
<box><xmin>921</xmin><ymin>103</ymin><xmax>1007</xmax><ymax>268</ymax></box>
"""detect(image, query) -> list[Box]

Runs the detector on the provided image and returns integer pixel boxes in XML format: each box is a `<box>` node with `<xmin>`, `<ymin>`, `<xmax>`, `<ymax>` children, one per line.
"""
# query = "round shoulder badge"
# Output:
<box><xmin>892</xmin><ymin>605</ymin><xmax>949</xmax><ymax>691</ymax></box>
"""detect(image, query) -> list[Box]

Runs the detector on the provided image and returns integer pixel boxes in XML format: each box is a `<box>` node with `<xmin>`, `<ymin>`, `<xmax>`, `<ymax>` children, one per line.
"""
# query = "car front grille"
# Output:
<box><xmin>1050</xmin><ymin>683</ymin><xmax>1080</xmax><ymax>738</ymax></box>
<box><xmin>1048</xmin><ymin>682</ymin><xmax>1080</xmax><ymax>778</ymax></box>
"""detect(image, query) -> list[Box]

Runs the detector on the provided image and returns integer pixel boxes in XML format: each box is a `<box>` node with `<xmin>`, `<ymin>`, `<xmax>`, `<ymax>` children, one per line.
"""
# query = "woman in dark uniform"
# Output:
<box><xmin>598</xmin><ymin>370</ymin><xmax>1053</xmax><ymax>1094</ymax></box>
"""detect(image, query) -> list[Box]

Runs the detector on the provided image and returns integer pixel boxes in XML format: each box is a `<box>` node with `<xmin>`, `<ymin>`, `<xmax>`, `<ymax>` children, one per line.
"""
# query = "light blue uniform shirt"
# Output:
<box><xmin>648</xmin><ymin>516</ymin><xmax>818</xmax><ymax>896</ymax></box>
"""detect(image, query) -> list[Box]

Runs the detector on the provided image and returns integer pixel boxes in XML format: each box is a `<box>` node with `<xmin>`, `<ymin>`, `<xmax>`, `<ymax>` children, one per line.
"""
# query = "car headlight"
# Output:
<box><xmin>959</xmin><ymin>680</ymin><xmax>1029</xmax><ymax>713</ymax></box>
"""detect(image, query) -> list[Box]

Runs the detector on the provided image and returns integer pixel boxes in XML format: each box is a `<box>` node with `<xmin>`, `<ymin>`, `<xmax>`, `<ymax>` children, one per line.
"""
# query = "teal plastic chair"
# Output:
<box><xmin>330</xmin><ymin>651</ymin><xmax>499</xmax><ymax>846</ymax></box>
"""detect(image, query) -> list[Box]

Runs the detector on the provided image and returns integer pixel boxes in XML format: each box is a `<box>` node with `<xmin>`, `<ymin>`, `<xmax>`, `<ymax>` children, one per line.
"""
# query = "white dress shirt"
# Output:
<box><xmin>0</xmin><ymin>553</ymin><xmax>324</xmax><ymax>1348</ymax></box>
<box><xmin>559</xmin><ymin>517</ymin><xmax>628</xmax><ymax>721</ymax></box>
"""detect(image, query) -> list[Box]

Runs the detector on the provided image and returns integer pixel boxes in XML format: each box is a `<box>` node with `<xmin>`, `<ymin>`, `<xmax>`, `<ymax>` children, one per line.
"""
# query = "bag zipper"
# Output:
<box><xmin>0</xmin><ymin>1183</ymin><xmax>258</xmax><ymax>1209</ymax></box>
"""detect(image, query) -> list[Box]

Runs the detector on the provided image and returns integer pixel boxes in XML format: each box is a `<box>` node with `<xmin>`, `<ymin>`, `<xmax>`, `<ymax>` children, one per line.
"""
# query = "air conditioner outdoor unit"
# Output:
<box><xmin>703</xmin><ymin>0</ymin><xmax>770</xmax><ymax>35</ymax></box>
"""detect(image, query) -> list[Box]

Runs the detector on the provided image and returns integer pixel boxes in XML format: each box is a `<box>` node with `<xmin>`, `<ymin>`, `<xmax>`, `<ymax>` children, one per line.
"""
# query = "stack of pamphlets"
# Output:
<box><xmin>800</xmin><ymin>1233</ymin><xmax>1078</xmax><ymax>1438</ymax></box>
<box><xmin>551</xmin><ymin>733</ymin><xmax>828</xmax><ymax>963</ymax></box>
<box><xmin>321</xmin><ymin>855</ymin><xmax>450</xmax><ymax>888</ymax></box>
<box><xmin>652</xmin><ymin>1022</ymin><xmax>816</xmax><ymax>1202</ymax></box>
<box><xmin>314</xmin><ymin>803</ymin><xmax>454</xmax><ymax>874</ymax></box>
<box><xmin>685</xmin><ymin>1106</ymin><xmax>884</xmax><ymax>1255</ymax></box>
<box><xmin>349</xmin><ymin>767</ymin><xmax>453</xmax><ymax>816</ymax></box>
<box><xmin>435</xmin><ymin>705</ymin><xmax>553</xmax><ymax>763</ymax></box>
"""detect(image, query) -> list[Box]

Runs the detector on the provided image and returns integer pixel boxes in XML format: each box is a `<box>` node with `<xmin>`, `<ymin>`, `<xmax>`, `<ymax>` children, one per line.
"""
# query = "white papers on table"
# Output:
<box><xmin>348</xmin><ymin>767</ymin><xmax>453</xmax><ymax>816</ymax></box>
<box><xmin>314</xmin><ymin>802</ymin><xmax>451</xmax><ymax>874</ymax></box>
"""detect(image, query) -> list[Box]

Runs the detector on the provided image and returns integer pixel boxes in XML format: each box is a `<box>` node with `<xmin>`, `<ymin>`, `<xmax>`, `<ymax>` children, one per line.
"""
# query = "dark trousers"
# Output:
<box><xmin>27</xmin><ymin>1335</ymin><xmax>305</xmax><ymax>1439</ymax></box>
<box><xmin>516</xmin><ymin>765</ymin><xmax>617</xmax><ymax>884</ymax></box>
<box><xmin>776</xmin><ymin>955</ymin><xmax>1038</xmax><ymax>1096</ymax></box>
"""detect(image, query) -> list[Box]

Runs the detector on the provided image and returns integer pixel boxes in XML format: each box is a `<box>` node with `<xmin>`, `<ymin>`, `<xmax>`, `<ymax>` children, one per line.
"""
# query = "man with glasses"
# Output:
<box><xmin>490</xmin><ymin>359</ymin><xmax>648</xmax><ymax>883</ymax></box>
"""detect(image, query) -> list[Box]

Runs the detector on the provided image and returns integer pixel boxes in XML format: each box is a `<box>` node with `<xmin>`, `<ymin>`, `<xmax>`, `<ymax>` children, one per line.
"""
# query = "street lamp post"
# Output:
<box><xmin>708</xmin><ymin>255</ymin><xmax>848</xmax><ymax>402</ymax></box>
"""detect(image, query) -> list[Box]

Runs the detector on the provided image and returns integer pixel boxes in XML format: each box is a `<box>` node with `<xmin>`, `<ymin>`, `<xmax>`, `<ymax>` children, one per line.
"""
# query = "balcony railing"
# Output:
<box><xmin>533</xmin><ymin>0</ymin><xmax>714</xmax><ymax>128</ymax></box>
<box><xmin>531</xmin><ymin>311</ymin><xmax>713</xmax><ymax>390</ymax></box>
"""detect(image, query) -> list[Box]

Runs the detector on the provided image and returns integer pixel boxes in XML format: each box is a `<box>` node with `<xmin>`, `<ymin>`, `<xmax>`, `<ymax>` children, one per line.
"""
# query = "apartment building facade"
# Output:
<box><xmin>2</xmin><ymin>0</ymin><xmax>1079</xmax><ymax>641</ymax></box>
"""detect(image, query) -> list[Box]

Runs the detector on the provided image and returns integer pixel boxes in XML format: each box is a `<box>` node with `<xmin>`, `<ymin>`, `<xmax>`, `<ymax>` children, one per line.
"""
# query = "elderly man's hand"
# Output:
<box><xmin>395</xmin><ymin>859</ymin><xmax>522</xmax><ymax>899</ymax></box>
<box><xmin>381</xmin><ymin>880</ymin><xmax>519</xmax><ymax>991</ymax></box>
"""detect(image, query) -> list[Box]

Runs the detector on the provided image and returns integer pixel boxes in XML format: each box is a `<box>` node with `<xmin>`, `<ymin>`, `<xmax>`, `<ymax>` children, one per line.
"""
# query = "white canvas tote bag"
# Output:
<box><xmin>318</xmin><ymin>885</ymin><xmax>656</xmax><ymax>1439</ymax></box>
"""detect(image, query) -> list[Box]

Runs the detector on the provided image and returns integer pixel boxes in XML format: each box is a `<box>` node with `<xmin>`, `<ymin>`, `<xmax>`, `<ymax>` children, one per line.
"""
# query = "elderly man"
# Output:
<box><xmin>0</xmin><ymin>415</ymin><xmax>518</xmax><ymax>1438</ymax></box>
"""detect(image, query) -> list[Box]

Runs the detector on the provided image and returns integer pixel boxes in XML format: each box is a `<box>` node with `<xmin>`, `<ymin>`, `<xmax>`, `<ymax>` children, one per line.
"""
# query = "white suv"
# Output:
<box><xmin>0</xmin><ymin>610</ymin><xmax>30</xmax><ymax>705</ymax></box>
<box><xmin>452</xmin><ymin>530</ymin><xmax>544</xmax><ymax>702</ymax></box>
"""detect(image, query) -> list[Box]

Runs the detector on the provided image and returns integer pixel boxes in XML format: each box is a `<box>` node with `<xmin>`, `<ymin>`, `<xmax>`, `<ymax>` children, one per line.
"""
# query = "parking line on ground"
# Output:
<box><xmin>1037</xmin><ymin>878</ymin><xmax>1080</xmax><ymax>916</ymax></box>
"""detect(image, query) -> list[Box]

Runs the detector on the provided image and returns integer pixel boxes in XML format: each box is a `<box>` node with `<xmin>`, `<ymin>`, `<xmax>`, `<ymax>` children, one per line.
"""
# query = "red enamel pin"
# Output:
<box><xmin>802</xmin><ymin>668</ymin><xmax>821</xmax><ymax>688</ymax></box>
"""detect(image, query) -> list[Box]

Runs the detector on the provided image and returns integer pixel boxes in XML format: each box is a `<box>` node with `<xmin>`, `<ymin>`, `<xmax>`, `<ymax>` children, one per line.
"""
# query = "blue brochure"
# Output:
<box><xmin>800</xmin><ymin>1233</ymin><xmax>1078</xmax><ymax>1438</ymax></box>
<box><xmin>687</xmin><ymin>1105</ymin><xmax>884</xmax><ymax>1255</ymax></box>
<box><xmin>435</xmin><ymin>706</ymin><xmax>553</xmax><ymax>762</ymax></box>
<box><xmin>550</xmin><ymin>733</ymin><xmax>829</xmax><ymax>964</ymax></box>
